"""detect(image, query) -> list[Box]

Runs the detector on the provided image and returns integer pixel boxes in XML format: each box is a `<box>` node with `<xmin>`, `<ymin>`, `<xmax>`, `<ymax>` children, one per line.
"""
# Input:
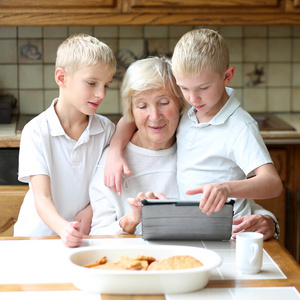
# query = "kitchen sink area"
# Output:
<box><xmin>250</xmin><ymin>113</ymin><xmax>296</xmax><ymax>132</ymax></box>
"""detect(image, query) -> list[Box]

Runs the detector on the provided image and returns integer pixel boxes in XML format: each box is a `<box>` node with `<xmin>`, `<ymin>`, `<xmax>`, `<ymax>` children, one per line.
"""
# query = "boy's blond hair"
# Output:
<box><xmin>55</xmin><ymin>33</ymin><xmax>117</xmax><ymax>75</ymax></box>
<box><xmin>172</xmin><ymin>28</ymin><xmax>229</xmax><ymax>77</ymax></box>
<box><xmin>121</xmin><ymin>56</ymin><xmax>187</xmax><ymax>122</ymax></box>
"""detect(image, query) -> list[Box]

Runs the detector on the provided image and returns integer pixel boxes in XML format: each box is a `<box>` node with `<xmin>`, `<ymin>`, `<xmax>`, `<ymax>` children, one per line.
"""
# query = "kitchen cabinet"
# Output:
<box><xmin>0</xmin><ymin>0</ymin><xmax>299</xmax><ymax>26</ymax></box>
<box><xmin>127</xmin><ymin>0</ymin><xmax>283</xmax><ymax>13</ymax></box>
<box><xmin>257</xmin><ymin>145</ymin><xmax>300</xmax><ymax>262</ymax></box>
<box><xmin>0</xmin><ymin>186</ymin><xmax>27</xmax><ymax>236</ymax></box>
<box><xmin>286</xmin><ymin>0</ymin><xmax>300</xmax><ymax>11</ymax></box>
<box><xmin>0</xmin><ymin>0</ymin><xmax>121</xmax><ymax>12</ymax></box>
<box><xmin>256</xmin><ymin>148</ymin><xmax>287</xmax><ymax>246</ymax></box>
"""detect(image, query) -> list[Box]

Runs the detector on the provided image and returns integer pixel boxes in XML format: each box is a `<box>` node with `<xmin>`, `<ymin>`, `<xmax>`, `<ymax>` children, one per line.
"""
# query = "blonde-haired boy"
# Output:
<box><xmin>14</xmin><ymin>34</ymin><xmax>117</xmax><ymax>247</ymax></box>
<box><xmin>172</xmin><ymin>28</ymin><xmax>282</xmax><ymax>239</ymax></box>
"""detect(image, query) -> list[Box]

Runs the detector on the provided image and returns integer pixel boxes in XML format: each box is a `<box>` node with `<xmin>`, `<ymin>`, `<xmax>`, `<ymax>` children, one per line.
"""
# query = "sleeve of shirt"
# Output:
<box><xmin>89</xmin><ymin>195</ymin><xmax>126</xmax><ymax>235</ymax></box>
<box><xmin>18</xmin><ymin>118</ymin><xmax>50</xmax><ymax>183</ymax></box>
<box><xmin>89</xmin><ymin>158</ymin><xmax>127</xmax><ymax>236</ymax></box>
<box><xmin>232</xmin><ymin>122</ymin><xmax>273</xmax><ymax>176</ymax></box>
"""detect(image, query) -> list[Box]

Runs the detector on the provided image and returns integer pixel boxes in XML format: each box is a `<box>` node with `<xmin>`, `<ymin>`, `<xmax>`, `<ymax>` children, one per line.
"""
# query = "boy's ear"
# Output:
<box><xmin>224</xmin><ymin>66</ymin><xmax>235</xmax><ymax>86</ymax></box>
<box><xmin>55</xmin><ymin>68</ymin><xmax>67</xmax><ymax>87</ymax></box>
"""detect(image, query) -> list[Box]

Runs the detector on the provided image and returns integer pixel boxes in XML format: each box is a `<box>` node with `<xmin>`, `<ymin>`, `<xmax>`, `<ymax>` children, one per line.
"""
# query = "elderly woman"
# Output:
<box><xmin>89</xmin><ymin>56</ymin><xmax>186</xmax><ymax>235</ymax></box>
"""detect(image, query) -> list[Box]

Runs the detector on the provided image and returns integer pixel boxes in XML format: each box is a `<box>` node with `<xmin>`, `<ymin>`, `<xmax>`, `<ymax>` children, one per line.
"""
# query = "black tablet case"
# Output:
<box><xmin>141</xmin><ymin>199</ymin><xmax>234</xmax><ymax>241</ymax></box>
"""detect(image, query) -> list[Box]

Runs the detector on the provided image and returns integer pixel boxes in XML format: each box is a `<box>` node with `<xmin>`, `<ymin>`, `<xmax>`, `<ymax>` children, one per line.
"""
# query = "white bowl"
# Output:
<box><xmin>68</xmin><ymin>245</ymin><xmax>222</xmax><ymax>294</ymax></box>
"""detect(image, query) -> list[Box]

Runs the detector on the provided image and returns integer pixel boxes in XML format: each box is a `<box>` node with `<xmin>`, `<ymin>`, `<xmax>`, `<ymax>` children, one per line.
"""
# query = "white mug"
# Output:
<box><xmin>236</xmin><ymin>232</ymin><xmax>263</xmax><ymax>274</ymax></box>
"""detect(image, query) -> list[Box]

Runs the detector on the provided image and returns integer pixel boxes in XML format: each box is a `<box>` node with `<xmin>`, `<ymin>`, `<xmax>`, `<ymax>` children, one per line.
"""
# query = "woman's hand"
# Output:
<box><xmin>120</xmin><ymin>191</ymin><xmax>167</xmax><ymax>233</ymax></box>
<box><xmin>232</xmin><ymin>214</ymin><xmax>276</xmax><ymax>241</ymax></box>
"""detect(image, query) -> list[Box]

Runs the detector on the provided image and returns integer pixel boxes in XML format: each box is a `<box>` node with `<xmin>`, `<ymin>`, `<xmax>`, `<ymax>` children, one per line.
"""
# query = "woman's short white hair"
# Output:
<box><xmin>121</xmin><ymin>56</ymin><xmax>187</xmax><ymax>122</ymax></box>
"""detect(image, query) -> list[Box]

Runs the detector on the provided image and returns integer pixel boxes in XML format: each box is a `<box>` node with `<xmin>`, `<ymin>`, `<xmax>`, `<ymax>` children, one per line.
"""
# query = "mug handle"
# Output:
<box><xmin>250</xmin><ymin>243</ymin><xmax>259</xmax><ymax>264</ymax></box>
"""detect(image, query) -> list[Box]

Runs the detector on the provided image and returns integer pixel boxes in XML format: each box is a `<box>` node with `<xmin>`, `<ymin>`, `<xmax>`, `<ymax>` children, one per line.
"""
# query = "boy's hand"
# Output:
<box><xmin>104</xmin><ymin>151</ymin><xmax>131</xmax><ymax>195</ymax></box>
<box><xmin>74</xmin><ymin>204</ymin><xmax>93</xmax><ymax>235</ymax></box>
<box><xmin>232</xmin><ymin>214</ymin><xmax>275</xmax><ymax>241</ymax></box>
<box><xmin>60</xmin><ymin>221</ymin><xmax>84</xmax><ymax>248</ymax></box>
<box><xmin>186</xmin><ymin>183</ymin><xmax>229</xmax><ymax>215</ymax></box>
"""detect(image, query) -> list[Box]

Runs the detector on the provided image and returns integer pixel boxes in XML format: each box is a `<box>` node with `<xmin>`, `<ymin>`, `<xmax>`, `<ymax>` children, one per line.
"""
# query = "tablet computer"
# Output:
<box><xmin>141</xmin><ymin>199</ymin><xmax>234</xmax><ymax>241</ymax></box>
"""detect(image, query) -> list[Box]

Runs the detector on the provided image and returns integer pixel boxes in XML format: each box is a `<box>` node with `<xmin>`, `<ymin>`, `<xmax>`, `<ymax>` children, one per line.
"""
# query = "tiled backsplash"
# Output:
<box><xmin>0</xmin><ymin>25</ymin><xmax>300</xmax><ymax>115</ymax></box>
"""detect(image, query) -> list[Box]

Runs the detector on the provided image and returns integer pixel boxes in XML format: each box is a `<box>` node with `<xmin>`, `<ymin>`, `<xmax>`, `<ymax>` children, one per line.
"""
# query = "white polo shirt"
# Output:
<box><xmin>14</xmin><ymin>99</ymin><xmax>115</xmax><ymax>236</ymax></box>
<box><xmin>90</xmin><ymin>142</ymin><xmax>179</xmax><ymax>235</ymax></box>
<box><xmin>176</xmin><ymin>87</ymin><xmax>272</xmax><ymax>215</ymax></box>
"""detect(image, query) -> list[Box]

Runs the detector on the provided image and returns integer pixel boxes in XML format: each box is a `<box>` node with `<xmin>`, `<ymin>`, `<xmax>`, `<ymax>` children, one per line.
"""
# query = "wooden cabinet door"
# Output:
<box><xmin>129</xmin><ymin>0</ymin><xmax>280</xmax><ymax>7</ymax></box>
<box><xmin>125</xmin><ymin>0</ymin><xmax>283</xmax><ymax>13</ymax></box>
<box><xmin>0</xmin><ymin>186</ymin><xmax>28</xmax><ymax>237</ymax></box>
<box><xmin>257</xmin><ymin>148</ymin><xmax>288</xmax><ymax>246</ymax></box>
<box><xmin>0</xmin><ymin>0</ymin><xmax>121</xmax><ymax>12</ymax></box>
<box><xmin>286</xmin><ymin>0</ymin><xmax>300</xmax><ymax>11</ymax></box>
<box><xmin>257</xmin><ymin>191</ymin><xmax>286</xmax><ymax>246</ymax></box>
<box><xmin>0</xmin><ymin>0</ymin><xmax>116</xmax><ymax>8</ymax></box>
<box><xmin>268</xmin><ymin>148</ymin><xmax>288</xmax><ymax>183</ymax></box>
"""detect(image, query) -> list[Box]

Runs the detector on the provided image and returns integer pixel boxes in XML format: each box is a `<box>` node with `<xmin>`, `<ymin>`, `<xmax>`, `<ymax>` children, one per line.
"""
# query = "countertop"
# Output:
<box><xmin>260</xmin><ymin>113</ymin><xmax>300</xmax><ymax>144</ymax></box>
<box><xmin>0</xmin><ymin>114</ymin><xmax>122</xmax><ymax>148</ymax></box>
<box><xmin>0</xmin><ymin>236</ymin><xmax>299</xmax><ymax>299</ymax></box>
<box><xmin>2</xmin><ymin>113</ymin><xmax>300</xmax><ymax>147</ymax></box>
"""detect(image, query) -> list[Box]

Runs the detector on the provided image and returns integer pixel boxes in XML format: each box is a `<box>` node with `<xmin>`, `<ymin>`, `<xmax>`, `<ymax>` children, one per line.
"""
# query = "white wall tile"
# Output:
<box><xmin>19</xmin><ymin>65</ymin><xmax>43</xmax><ymax>89</ymax></box>
<box><xmin>293</xmin><ymin>38</ymin><xmax>300</xmax><ymax>61</ymax></box>
<box><xmin>227</xmin><ymin>38</ymin><xmax>243</xmax><ymax>63</ymax></box>
<box><xmin>269</xmin><ymin>26</ymin><xmax>292</xmax><ymax>37</ymax></box>
<box><xmin>147</xmin><ymin>39</ymin><xmax>169</xmax><ymax>56</ymax></box>
<box><xmin>94</xmin><ymin>26</ymin><xmax>119</xmax><ymax>38</ymax></box>
<box><xmin>19</xmin><ymin>90</ymin><xmax>44</xmax><ymax>114</ymax></box>
<box><xmin>267</xmin><ymin>64</ymin><xmax>291</xmax><ymax>87</ymax></box>
<box><xmin>244</xmin><ymin>39</ymin><xmax>267</xmax><ymax>62</ymax></box>
<box><xmin>101</xmin><ymin>38</ymin><xmax>118</xmax><ymax>54</ymax></box>
<box><xmin>45</xmin><ymin>90</ymin><xmax>59</xmax><ymax>110</ymax></box>
<box><xmin>119</xmin><ymin>26</ymin><xmax>143</xmax><ymax>38</ymax></box>
<box><xmin>43</xmin><ymin>39</ymin><xmax>64</xmax><ymax>64</ymax></box>
<box><xmin>0</xmin><ymin>40</ymin><xmax>17</xmax><ymax>63</ymax></box>
<box><xmin>44</xmin><ymin>65</ymin><xmax>56</xmax><ymax>89</ymax></box>
<box><xmin>168</xmin><ymin>38</ymin><xmax>179</xmax><ymax>53</ymax></box>
<box><xmin>118</xmin><ymin>39</ymin><xmax>145</xmax><ymax>63</ymax></box>
<box><xmin>68</xmin><ymin>26</ymin><xmax>93</xmax><ymax>36</ymax></box>
<box><xmin>18</xmin><ymin>39</ymin><xmax>42</xmax><ymax>63</ymax></box>
<box><xmin>268</xmin><ymin>39</ymin><xmax>291</xmax><ymax>62</ymax></box>
<box><xmin>234</xmin><ymin>88</ymin><xmax>243</xmax><ymax>106</ymax></box>
<box><xmin>145</xmin><ymin>26</ymin><xmax>168</xmax><ymax>38</ymax></box>
<box><xmin>0</xmin><ymin>65</ymin><xmax>18</xmax><ymax>89</ymax></box>
<box><xmin>43</xmin><ymin>27</ymin><xmax>68</xmax><ymax>38</ymax></box>
<box><xmin>293</xmin><ymin>26</ymin><xmax>300</xmax><ymax>37</ymax></box>
<box><xmin>292</xmin><ymin>88</ymin><xmax>300</xmax><ymax>111</ymax></box>
<box><xmin>0</xmin><ymin>27</ymin><xmax>17</xmax><ymax>38</ymax></box>
<box><xmin>267</xmin><ymin>88</ymin><xmax>291</xmax><ymax>112</ymax></box>
<box><xmin>244</xmin><ymin>26</ymin><xmax>267</xmax><ymax>38</ymax></box>
<box><xmin>230</xmin><ymin>64</ymin><xmax>243</xmax><ymax>87</ymax></box>
<box><xmin>0</xmin><ymin>25</ymin><xmax>299</xmax><ymax>114</ymax></box>
<box><xmin>169</xmin><ymin>26</ymin><xmax>194</xmax><ymax>38</ymax></box>
<box><xmin>220</xmin><ymin>26</ymin><xmax>243</xmax><ymax>38</ymax></box>
<box><xmin>292</xmin><ymin>63</ymin><xmax>300</xmax><ymax>86</ymax></box>
<box><xmin>243</xmin><ymin>88</ymin><xmax>267</xmax><ymax>112</ymax></box>
<box><xmin>97</xmin><ymin>89</ymin><xmax>120</xmax><ymax>114</ymax></box>
<box><xmin>18</xmin><ymin>27</ymin><xmax>42</xmax><ymax>38</ymax></box>
<box><xmin>244</xmin><ymin>63</ymin><xmax>266</xmax><ymax>87</ymax></box>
